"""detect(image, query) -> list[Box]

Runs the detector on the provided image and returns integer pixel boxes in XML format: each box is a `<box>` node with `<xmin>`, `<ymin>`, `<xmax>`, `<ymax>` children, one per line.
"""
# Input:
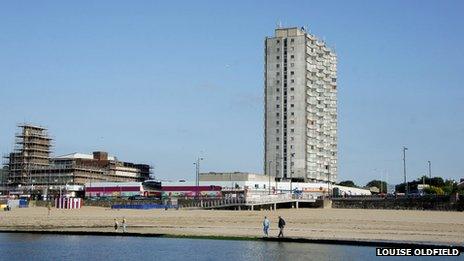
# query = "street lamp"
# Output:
<box><xmin>31</xmin><ymin>179</ymin><xmax>35</xmax><ymax>199</ymax></box>
<box><xmin>290</xmin><ymin>153</ymin><xmax>295</xmax><ymax>196</ymax></box>
<box><xmin>402</xmin><ymin>146</ymin><xmax>408</xmax><ymax>195</ymax></box>
<box><xmin>268</xmin><ymin>160</ymin><xmax>272</xmax><ymax>195</ymax></box>
<box><xmin>428</xmin><ymin>161</ymin><xmax>432</xmax><ymax>179</ymax></box>
<box><xmin>327</xmin><ymin>164</ymin><xmax>330</xmax><ymax>197</ymax></box>
<box><xmin>193</xmin><ymin>157</ymin><xmax>204</xmax><ymax>198</ymax></box>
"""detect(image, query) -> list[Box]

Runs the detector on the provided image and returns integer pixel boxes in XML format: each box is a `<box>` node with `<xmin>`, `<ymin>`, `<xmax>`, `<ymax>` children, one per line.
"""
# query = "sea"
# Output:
<box><xmin>0</xmin><ymin>233</ymin><xmax>459</xmax><ymax>260</ymax></box>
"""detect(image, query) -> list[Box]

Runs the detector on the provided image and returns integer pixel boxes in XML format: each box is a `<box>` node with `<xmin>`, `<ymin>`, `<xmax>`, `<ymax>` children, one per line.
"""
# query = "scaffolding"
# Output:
<box><xmin>5</xmin><ymin>124</ymin><xmax>52</xmax><ymax>186</ymax></box>
<box><xmin>3</xmin><ymin>124</ymin><xmax>152</xmax><ymax>196</ymax></box>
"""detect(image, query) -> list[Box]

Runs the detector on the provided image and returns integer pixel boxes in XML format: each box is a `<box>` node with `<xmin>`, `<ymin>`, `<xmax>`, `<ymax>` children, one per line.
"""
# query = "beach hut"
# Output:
<box><xmin>55</xmin><ymin>197</ymin><xmax>82</xmax><ymax>209</ymax></box>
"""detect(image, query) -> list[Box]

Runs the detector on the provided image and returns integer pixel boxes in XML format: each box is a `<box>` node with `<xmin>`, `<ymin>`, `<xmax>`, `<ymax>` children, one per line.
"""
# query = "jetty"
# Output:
<box><xmin>183</xmin><ymin>194</ymin><xmax>322</xmax><ymax>210</ymax></box>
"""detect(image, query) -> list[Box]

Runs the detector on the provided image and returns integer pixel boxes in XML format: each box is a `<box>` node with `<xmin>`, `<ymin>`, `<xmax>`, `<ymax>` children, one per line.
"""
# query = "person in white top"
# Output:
<box><xmin>263</xmin><ymin>216</ymin><xmax>270</xmax><ymax>237</ymax></box>
<box><xmin>122</xmin><ymin>217</ymin><xmax>127</xmax><ymax>233</ymax></box>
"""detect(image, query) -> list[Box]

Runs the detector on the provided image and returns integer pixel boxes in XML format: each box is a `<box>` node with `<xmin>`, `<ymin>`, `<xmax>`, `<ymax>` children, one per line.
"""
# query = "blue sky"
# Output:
<box><xmin>0</xmin><ymin>1</ymin><xmax>463</xmax><ymax>186</ymax></box>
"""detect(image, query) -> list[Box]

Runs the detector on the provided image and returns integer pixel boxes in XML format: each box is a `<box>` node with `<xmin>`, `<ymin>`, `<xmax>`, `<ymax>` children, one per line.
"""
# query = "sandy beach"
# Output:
<box><xmin>0</xmin><ymin>207</ymin><xmax>463</xmax><ymax>245</ymax></box>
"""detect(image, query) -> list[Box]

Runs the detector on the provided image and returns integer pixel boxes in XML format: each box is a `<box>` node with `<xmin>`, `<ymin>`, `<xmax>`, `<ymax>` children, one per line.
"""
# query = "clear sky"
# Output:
<box><xmin>1</xmin><ymin>1</ymin><xmax>463</xmax><ymax>186</ymax></box>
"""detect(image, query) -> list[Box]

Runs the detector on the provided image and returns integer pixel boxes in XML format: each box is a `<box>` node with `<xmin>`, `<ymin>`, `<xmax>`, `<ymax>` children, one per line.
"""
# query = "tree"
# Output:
<box><xmin>338</xmin><ymin>180</ymin><xmax>357</xmax><ymax>188</ymax></box>
<box><xmin>430</xmin><ymin>177</ymin><xmax>445</xmax><ymax>187</ymax></box>
<box><xmin>442</xmin><ymin>179</ymin><xmax>457</xmax><ymax>195</ymax></box>
<box><xmin>396</xmin><ymin>176</ymin><xmax>457</xmax><ymax>195</ymax></box>
<box><xmin>424</xmin><ymin>186</ymin><xmax>444</xmax><ymax>195</ymax></box>
<box><xmin>366</xmin><ymin>180</ymin><xmax>387</xmax><ymax>193</ymax></box>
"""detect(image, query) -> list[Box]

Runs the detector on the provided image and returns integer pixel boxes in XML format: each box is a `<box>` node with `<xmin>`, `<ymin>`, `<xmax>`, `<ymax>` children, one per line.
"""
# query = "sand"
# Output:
<box><xmin>0</xmin><ymin>207</ymin><xmax>463</xmax><ymax>245</ymax></box>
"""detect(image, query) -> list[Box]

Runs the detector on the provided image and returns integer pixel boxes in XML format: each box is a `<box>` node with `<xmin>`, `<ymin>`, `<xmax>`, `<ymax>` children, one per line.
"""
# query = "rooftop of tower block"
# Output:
<box><xmin>273</xmin><ymin>26</ymin><xmax>335</xmax><ymax>54</ymax></box>
<box><xmin>275</xmin><ymin>27</ymin><xmax>306</xmax><ymax>37</ymax></box>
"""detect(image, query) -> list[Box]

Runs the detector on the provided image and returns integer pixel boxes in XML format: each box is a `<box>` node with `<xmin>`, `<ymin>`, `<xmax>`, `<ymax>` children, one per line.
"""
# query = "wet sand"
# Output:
<box><xmin>0</xmin><ymin>207</ymin><xmax>462</xmax><ymax>245</ymax></box>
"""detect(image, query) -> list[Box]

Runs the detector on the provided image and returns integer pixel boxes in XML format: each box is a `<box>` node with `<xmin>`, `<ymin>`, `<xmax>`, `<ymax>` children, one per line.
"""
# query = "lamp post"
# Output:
<box><xmin>428</xmin><ymin>161</ymin><xmax>432</xmax><ymax>179</ymax></box>
<box><xmin>47</xmin><ymin>171</ymin><xmax>51</xmax><ymax>200</ymax></box>
<box><xmin>193</xmin><ymin>157</ymin><xmax>204</xmax><ymax>198</ymax></box>
<box><xmin>268</xmin><ymin>160</ymin><xmax>272</xmax><ymax>195</ymax></box>
<box><xmin>31</xmin><ymin>179</ymin><xmax>35</xmax><ymax>199</ymax></box>
<box><xmin>290</xmin><ymin>153</ymin><xmax>295</xmax><ymax>196</ymax></box>
<box><xmin>403</xmin><ymin>146</ymin><xmax>408</xmax><ymax>195</ymax></box>
<box><xmin>327</xmin><ymin>164</ymin><xmax>330</xmax><ymax>197</ymax></box>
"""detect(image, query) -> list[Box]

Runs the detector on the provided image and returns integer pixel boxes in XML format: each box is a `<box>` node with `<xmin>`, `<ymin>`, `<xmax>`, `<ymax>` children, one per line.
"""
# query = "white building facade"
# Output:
<box><xmin>196</xmin><ymin>172</ymin><xmax>369</xmax><ymax>197</ymax></box>
<box><xmin>264</xmin><ymin>27</ymin><xmax>337</xmax><ymax>183</ymax></box>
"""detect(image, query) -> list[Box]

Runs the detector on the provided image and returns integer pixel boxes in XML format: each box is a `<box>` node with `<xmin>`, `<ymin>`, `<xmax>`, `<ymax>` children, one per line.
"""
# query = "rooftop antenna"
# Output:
<box><xmin>277</xmin><ymin>20</ymin><xmax>283</xmax><ymax>28</ymax></box>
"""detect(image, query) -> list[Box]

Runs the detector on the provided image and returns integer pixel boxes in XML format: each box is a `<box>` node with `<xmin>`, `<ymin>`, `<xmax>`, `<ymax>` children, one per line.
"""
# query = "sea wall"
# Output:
<box><xmin>332</xmin><ymin>196</ymin><xmax>464</xmax><ymax>211</ymax></box>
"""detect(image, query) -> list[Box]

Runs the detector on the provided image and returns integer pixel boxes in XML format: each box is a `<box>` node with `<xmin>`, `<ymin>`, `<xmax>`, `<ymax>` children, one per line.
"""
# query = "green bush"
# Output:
<box><xmin>424</xmin><ymin>186</ymin><xmax>444</xmax><ymax>195</ymax></box>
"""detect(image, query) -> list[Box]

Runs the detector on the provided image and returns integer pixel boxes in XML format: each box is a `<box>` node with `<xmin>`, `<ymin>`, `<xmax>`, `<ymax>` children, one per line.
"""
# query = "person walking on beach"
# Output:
<box><xmin>263</xmin><ymin>216</ymin><xmax>270</xmax><ymax>237</ymax></box>
<box><xmin>47</xmin><ymin>203</ymin><xmax>51</xmax><ymax>217</ymax></box>
<box><xmin>122</xmin><ymin>217</ymin><xmax>127</xmax><ymax>233</ymax></box>
<box><xmin>277</xmin><ymin>216</ymin><xmax>286</xmax><ymax>238</ymax></box>
<box><xmin>114</xmin><ymin>219</ymin><xmax>119</xmax><ymax>232</ymax></box>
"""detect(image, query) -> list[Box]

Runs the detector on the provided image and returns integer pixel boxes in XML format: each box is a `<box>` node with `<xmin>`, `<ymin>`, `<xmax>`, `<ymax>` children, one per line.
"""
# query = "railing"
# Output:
<box><xmin>292</xmin><ymin>193</ymin><xmax>316</xmax><ymax>200</ymax></box>
<box><xmin>177</xmin><ymin>193</ymin><xmax>320</xmax><ymax>209</ymax></box>
<box><xmin>182</xmin><ymin>197</ymin><xmax>246</xmax><ymax>208</ymax></box>
<box><xmin>246</xmin><ymin>194</ymin><xmax>291</xmax><ymax>204</ymax></box>
<box><xmin>246</xmin><ymin>194</ymin><xmax>317</xmax><ymax>204</ymax></box>
<box><xmin>330</xmin><ymin>194</ymin><xmax>452</xmax><ymax>201</ymax></box>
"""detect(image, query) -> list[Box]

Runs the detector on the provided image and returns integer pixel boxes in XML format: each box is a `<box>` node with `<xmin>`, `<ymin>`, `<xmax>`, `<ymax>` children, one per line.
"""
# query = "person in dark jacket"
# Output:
<box><xmin>277</xmin><ymin>216</ymin><xmax>286</xmax><ymax>238</ymax></box>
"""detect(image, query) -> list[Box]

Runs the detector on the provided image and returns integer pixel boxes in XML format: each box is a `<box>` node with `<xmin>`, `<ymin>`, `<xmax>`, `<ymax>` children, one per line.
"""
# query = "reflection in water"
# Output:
<box><xmin>0</xmin><ymin>233</ymin><xmax>458</xmax><ymax>261</ymax></box>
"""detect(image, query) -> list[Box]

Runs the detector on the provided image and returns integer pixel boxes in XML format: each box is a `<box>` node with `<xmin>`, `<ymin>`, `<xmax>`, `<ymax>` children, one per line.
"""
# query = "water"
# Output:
<box><xmin>0</xmin><ymin>233</ymin><xmax>458</xmax><ymax>260</ymax></box>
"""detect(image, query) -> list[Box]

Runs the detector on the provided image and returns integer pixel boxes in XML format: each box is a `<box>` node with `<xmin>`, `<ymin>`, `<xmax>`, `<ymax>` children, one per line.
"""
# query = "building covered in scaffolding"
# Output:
<box><xmin>5</xmin><ymin>124</ymin><xmax>52</xmax><ymax>186</ymax></box>
<box><xmin>4</xmin><ymin>124</ymin><xmax>151</xmax><ymax>197</ymax></box>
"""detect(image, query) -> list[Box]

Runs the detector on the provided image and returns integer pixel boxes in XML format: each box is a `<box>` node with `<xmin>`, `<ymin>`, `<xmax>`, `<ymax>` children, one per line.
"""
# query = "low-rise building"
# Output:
<box><xmin>24</xmin><ymin>151</ymin><xmax>151</xmax><ymax>196</ymax></box>
<box><xmin>197</xmin><ymin>172</ymin><xmax>370</xmax><ymax>198</ymax></box>
<box><xmin>199</xmin><ymin>172</ymin><xmax>273</xmax><ymax>190</ymax></box>
<box><xmin>457</xmin><ymin>179</ymin><xmax>464</xmax><ymax>189</ymax></box>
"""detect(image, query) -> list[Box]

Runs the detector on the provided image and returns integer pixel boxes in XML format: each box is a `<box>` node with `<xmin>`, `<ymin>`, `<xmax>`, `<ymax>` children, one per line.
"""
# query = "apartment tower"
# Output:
<box><xmin>264</xmin><ymin>27</ymin><xmax>337</xmax><ymax>183</ymax></box>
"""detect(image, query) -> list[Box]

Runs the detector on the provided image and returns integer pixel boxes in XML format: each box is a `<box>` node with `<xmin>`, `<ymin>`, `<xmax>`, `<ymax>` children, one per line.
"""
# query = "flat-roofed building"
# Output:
<box><xmin>10</xmin><ymin>151</ymin><xmax>151</xmax><ymax>197</ymax></box>
<box><xmin>198</xmin><ymin>172</ymin><xmax>370</xmax><ymax>196</ymax></box>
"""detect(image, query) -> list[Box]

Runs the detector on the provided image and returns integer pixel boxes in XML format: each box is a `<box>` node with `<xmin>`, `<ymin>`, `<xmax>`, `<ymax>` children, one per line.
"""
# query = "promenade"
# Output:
<box><xmin>1</xmin><ymin>207</ymin><xmax>463</xmax><ymax>246</ymax></box>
